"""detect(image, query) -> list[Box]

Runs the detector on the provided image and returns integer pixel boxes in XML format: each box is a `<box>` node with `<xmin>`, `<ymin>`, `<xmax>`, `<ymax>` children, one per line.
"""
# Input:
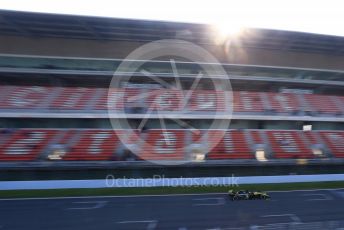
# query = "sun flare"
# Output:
<box><xmin>214</xmin><ymin>22</ymin><xmax>245</xmax><ymax>38</ymax></box>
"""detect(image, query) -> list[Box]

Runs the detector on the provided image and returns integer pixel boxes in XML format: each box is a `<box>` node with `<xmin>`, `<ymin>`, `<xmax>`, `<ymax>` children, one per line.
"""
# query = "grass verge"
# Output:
<box><xmin>0</xmin><ymin>181</ymin><xmax>344</xmax><ymax>198</ymax></box>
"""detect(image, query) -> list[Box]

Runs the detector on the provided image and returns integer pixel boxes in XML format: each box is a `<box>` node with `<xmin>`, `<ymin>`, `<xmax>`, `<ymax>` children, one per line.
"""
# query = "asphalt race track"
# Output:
<box><xmin>1</xmin><ymin>189</ymin><xmax>344</xmax><ymax>230</ymax></box>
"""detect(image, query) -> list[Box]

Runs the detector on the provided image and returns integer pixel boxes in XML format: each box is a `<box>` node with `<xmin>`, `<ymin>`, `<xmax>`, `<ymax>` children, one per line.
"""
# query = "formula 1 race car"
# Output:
<box><xmin>228</xmin><ymin>190</ymin><xmax>270</xmax><ymax>201</ymax></box>
<box><xmin>228</xmin><ymin>190</ymin><xmax>249</xmax><ymax>200</ymax></box>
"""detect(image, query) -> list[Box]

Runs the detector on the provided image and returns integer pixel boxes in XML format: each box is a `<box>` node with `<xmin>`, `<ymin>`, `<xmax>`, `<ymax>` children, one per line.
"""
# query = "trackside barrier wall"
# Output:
<box><xmin>0</xmin><ymin>174</ymin><xmax>343</xmax><ymax>190</ymax></box>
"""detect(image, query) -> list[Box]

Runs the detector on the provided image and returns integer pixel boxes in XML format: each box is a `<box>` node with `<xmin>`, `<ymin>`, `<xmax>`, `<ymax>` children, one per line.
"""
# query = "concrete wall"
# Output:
<box><xmin>1</xmin><ymin>35</ymin><xmax>344</xmax><ymax>71</ymax></box>
<box><xmin>1</xmin><ymin>174</ymin><xmax>343</xmax><ymax>190</ymax></box>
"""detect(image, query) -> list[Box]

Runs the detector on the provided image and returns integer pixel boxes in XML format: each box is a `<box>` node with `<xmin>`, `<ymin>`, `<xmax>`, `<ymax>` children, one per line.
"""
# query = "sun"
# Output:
<box><xmin>212</xmin><ymin>21</ymin><xmax>246</xmax><ymax>45</ymax></box>
<box><xmin>213</xmin><ymin>21</ymin><xmax>245</xmax><ymax>38</ymax></box>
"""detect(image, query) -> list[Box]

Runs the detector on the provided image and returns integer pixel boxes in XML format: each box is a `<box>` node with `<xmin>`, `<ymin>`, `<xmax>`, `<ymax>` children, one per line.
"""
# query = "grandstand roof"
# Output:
<box><xmin>1</xmin><ymin>9</ymin><xmax>344</xmax><ymax>55</ymax></box>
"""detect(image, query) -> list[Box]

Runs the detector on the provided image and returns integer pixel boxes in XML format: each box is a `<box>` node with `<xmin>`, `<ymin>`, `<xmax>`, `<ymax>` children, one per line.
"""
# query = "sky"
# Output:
<box><xmin>1</xmin><ymin>0</ymin><xmax>344</xmax><ymax>37</ymax></box>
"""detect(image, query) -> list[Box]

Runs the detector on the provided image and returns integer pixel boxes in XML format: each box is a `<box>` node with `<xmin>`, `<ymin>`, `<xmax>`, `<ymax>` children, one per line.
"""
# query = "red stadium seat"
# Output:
<box><xmin>140</xmin><ymin>130</ymin><xmax>185</xmax><ymax>160</ymax></box>
<box><xmin>50</xmin><ymin>87</ymin><xmax>95</xmax><ymax>110</ymax></box>
<box><xmin>188</xmin><ymin>90</ymin><xmax>226</xmax><ymax>112</ymax></box>
<box><xmin>62</xmin><ymin>130</ymin><xmax>119</xmax><ymax>160</ymax></box>
<box><xmin>0</xmin><ymin>129</ymin><xmax>343</xmax><ymax>161</ymax></box>
<box><xmin>99</xmin><ymin>88</ymin><xmax>142</xmax><ymax>111</ymax></box>
<box><xmin>266</xmin><ymin>92</ymin><xmax>300</xmax><ymax>113</ymax></box>
<box><xmin>233</xmin><ymin>91</ymin><xmax>265</xmax><ymax>113</ymax></box>
<box><xmin>249</xmin><ymin>130</ymin><xmax>265</xmax><ymax>144</ymax></box>
<box><xmin>0</xmin><ymin>85</ymin><xmax>50</xmax><ymax>109</ymax></box>
<box><xmin>146</xmin><ymin>89</ymin><xmax>183</xmax><ymax>112</ymax></box>
<box><xmin>0</xmin><ymin>85</ymin><xmax>342</xmax><ymax>116</ymax></box>
<box><xmin>265</xmin><ymin>130</ymin><xmax>314</xmax><ymax>158</ymax></box>
<box><xmin>318</xmin><ymin>131</ymin><xmax>344</xmax><ymax>158</ymax></box>
<box><xmin>206</xmin><ymin>130</ymin><xmax>254</xmax><ymax>159</ymax></box>
<box><xmin>0</xmin><ymin>129</ymin><xmax>57</xmax><ymax>161</ymax></box>
<box><xmin>303</xmin><ymin>94</ymin><xmax>342</xmax><ymax>115</ymax></box>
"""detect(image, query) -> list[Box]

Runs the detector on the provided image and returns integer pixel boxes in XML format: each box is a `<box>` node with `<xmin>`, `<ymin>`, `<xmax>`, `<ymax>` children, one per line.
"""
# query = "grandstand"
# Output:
<box><xmin>0</xmin><ymin>9</ymin><xmax>344</xmax><ymax>170</ymax></box>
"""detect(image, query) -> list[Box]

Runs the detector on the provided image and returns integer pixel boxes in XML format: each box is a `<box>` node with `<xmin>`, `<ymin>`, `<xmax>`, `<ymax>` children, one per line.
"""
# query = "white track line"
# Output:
<box><xmin>67</xmin><ymin>201</ymin><xmax>108</xmax><ymax>210</ymax></box>
<box><xmin>261</xmin><ymin>214</ymin><xmax>301</xmax><ymax>223</ymax></box>
<box><xmin>192</xmin><ymin>197</ymin><xmax>225</xmax><ymax>206</ymax></box>
<box><xmin>117</xmin><ymin>220</ymin><xmax>157</xmax><ymax>230</ymax></box>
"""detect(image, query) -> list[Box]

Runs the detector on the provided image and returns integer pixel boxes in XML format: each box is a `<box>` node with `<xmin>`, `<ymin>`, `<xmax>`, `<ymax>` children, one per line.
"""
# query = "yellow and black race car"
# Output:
<box><xmin>249</xmin><ymin>191</ymin><xmax>270</xmax><ymax>200</ymax></box>
<box><xmin>228</xmin><ymin>190</ymin><xmax>270</xmax><ymax>201</ymax></box>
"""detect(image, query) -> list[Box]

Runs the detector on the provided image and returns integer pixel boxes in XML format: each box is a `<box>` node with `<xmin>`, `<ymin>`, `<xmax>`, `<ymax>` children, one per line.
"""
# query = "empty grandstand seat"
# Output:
<box><xmin>62</xmin><ymin>130</ymin><xmax>119</xmax><ymax>160</ymax></box>
<box><xmin>50</xmin><ymin>87</ymin><xmax>95</xmax><ymax>110</ymax></box>
<box><xmin>0</xmin><ymin>85</ymin><xmax>50</xmax><ymax>109</ymax></box>
<box><xmin>0</xmin><ymin>128</ymin><xmax>344</xmax><ymax>161</ymax></box>
<box><xmin>144</xmin><ymin>89</ymin><xmax>183</xmax><ymax>112</ymax></box>
<box><xmin>303</xmin><ymin>131</ymin><xmax>329</xmax><ymax>157</ymax></box>
<box><xmin>188</xmin><ymin>130</ymin><xmax>208</xmax><ymax>159</ymax></box>
<box><xmin>0</xmin><ymin>129</ymin><xmax>57</xmax><ymax>161</ymax></box>
<box><xmin>266</xmin><ymin>92</ymin><xmax>300</xmax><ymax>114</ymax></box>
<box><xmin>303</xmin><ymin>131</ymin><xmax>324</xmax><ymax>147</ymax></box>
<box><xmin>249</xmin><ymin>130</ymin><xmax>264</xmax><ymax>144</ymax></box>
<box><xmin>206</xmin><ymin>130</ymin><xmax>254</xmax><ymax>159</ymax></box>
<box><xmin>188</xmin><ymin>90</ymin><xmax>226</xmax><ymax>112</ymax></box>
<box><xmin>140</xmin><ymin>130</ymin><xmax>185</xmax><ymax>160</ymax></box>
<box><xmin>233</xmin><ymin>91</ymin><xmax>264</xmax><ymax>113</ymax></box>
<box><xmin>99</xmin><ymin>88</ymin><xmax>145</xmax><ymax>112</ymax></box>
<box><xmin>303</xmin><ymin>94</ymin><xmax>342</xmax><ymax>115</ymax></box>
<box><xmin>265</xmin><ymin>130</ymin><xmax>314</xmax><ymax>158</ymax></box>
<box><xmin>94</xmin><ymin>88</ymin><xmax>110</xmax><ymax>110</ymax></box>
<box><xmin>318</xmin><ymin>131</ymin><xmax>344</xmax><ymax>157</ymax></box>
<box><xmin>0</xmin><ymin>85</ymin><xmax>343</xmax><ymax>116</ymax></box>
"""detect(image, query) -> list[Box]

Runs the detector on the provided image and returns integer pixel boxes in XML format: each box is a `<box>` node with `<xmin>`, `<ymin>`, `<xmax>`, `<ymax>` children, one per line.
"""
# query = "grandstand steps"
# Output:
<box><xmin>139</xmin><ymin>130</ymin><xmax>185</xmax><ymax>161</ymax></box>
<box><xmin>296</xmin><ymin>93</ymin><xmax>308</xmax><ymax>115</ymax></box>
<box><xmin>295</xmin><ymin>131</ymin><xmax>318</xmax><ymax>158</ymax></box>
<box><xmin>85</xmin><ymin>88</ymin><xmax>104</xmax><ymax>111</ymax></box>
<box><xmin>288</xmin><ymin>93</ymin><xmax>302</xmax><ymax>114</ymax></box>
<box><xmin>244</xmin><ymin>130</ymin><xmax>255</xmax><ymax>152</ymax></box>
<box><xmin>0</xmin><ymin>130</ymin><xmax>56</xmax><ymax>161</ymax></box>
<box><xmin>269</xmin><ymin>92</ymin><xmax>300</xmax><ymax>114</ymax></box>
<box><xmin>236</xmin><ymin>91</ymin><xmax>265</xmax><ymax>113</ymax></box>
<box><xmin>260</xmin><ymin>92</ymin><xmax>272</xmax><ymax>112</ymax></box>
<box><xmin>40</xmin><ymin>87</ymin><xmax>62</xmax><ymax>110</ymax></box>
<box><xmin>94</xmin><ymin>88</ymin><xmax>108</xmax><ymax>110</ymax></box>
<box><xmin>224</xmin><ymin>91</ymin><xmax>233</xmax><ymax>113</ymax></box>
<box><xmin>319</xmin><ymin>131</ymin><xmax>344</xmax><ymax>158</ymax></box>
<box><xmin>331</xmin><ymin>96</ymin><xmax>344</xmax><ymax>115</ymax></box>
<box><xmin>150</xmin><ymin>89</ymin><xmax>183</xmax><ymax>112</ymax></box>
<box><xmin>304</xmin><ymin>94</ymin><xmax>341</xmax><ymax>115</ymax></box>
<box><xmin>0</xmin><ymin>85</ymin><xmax>343</xmax><ymax>119</ymax></box>
<box><xmin>248</xmin><ymin>130</ymin><xmax>271</xmax><ymax>159</ymax></box>
<box><xmin>38</xmin><ymin>129</ymin><xmax>69</xmax><ymax>160</ymax></box>
<box><xmin>207</xmin><ymin>130</ymin><xmax>254</xmax><ymax>159</ymax></box>
<box><xmin>266</xmin><ymin>130</ymin><xmax>314</xmax><ymax>159</ymax></box>
<box><xmin>60</xmin><ymin>130</ymin><xmax>83</xmax><ymax>160</ymax></box>
<box><xmin>187</xmin><ymin>129</ymin><xmax>208</xmax><ymax>159</ymax></box>
<box><xmin>114</xmin><ymin>130</ymin><xmax>142</xmax><ymax>161</ymax></box>
<box><xmin>64</xmin><ymin>130</ymin><xmax>119</xmax><ymax>160</ymax></box>
<box><xmin>51</xmin><ymin>87</ymin><xmax>90</xmax><ymax>110</ymax></box>
<box><xmin>303</xmin><ymin>131</ymin><xmax>332</xmax><ymax>158</ymax></box>
<box><xmin>257</xmin><ymin>130</ymin><xmax>273</xmax><ymax>157</ymax></box>
<box><xmin>1</xmin><ymin>129</ymin><xmax>344</xmax><ymax>161</ymax></box>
